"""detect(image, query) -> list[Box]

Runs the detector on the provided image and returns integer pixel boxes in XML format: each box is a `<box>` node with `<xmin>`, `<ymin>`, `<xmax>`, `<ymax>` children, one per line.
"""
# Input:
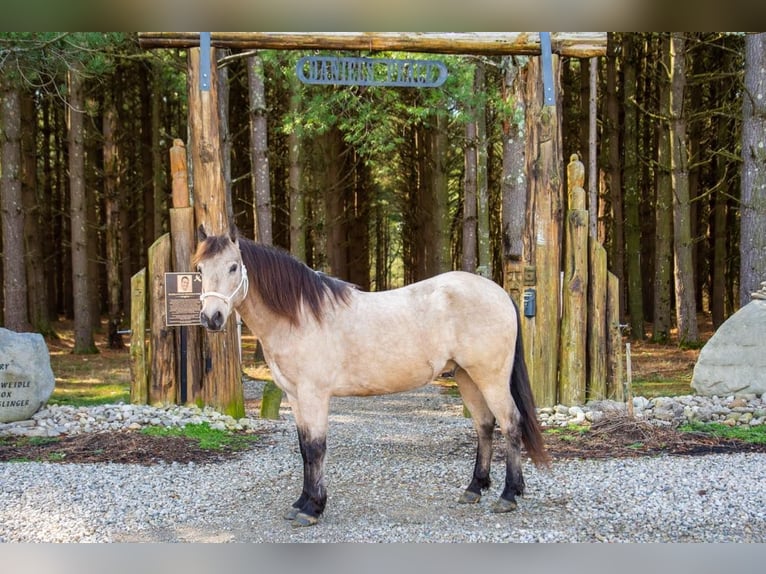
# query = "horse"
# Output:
<box><xmin>193</xmin><ymin>225</ymin><xmax>549</xmax><ymax>527</ymax></box>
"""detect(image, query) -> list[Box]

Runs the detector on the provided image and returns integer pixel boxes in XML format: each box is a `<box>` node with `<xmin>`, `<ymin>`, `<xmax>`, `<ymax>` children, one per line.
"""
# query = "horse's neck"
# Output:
<box><xmin>236</xmin><ymin>290</ymin><xmax>286</xmax><ymax>341</ymax></box>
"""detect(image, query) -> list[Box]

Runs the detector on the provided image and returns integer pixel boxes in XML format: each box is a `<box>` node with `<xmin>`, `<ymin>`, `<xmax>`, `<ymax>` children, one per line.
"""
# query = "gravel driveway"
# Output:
<box><xmin>1</xmin><ymin>383</ymin><xmax>764</xmax><ymax>542</ymax></box>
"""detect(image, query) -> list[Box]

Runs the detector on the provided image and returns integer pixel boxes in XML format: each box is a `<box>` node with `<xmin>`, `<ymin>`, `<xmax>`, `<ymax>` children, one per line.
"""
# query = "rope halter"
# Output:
<box><xmin>199</xmin><ymin>264</ymin><xmax>249</xmax><ymax>315</ymax></box>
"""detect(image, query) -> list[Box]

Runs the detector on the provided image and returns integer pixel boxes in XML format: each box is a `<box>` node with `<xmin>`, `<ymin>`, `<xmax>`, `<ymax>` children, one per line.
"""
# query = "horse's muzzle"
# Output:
<box><xmin>200</xmin><ymin>310</ymin><xmax>225</xmax><ymax>331</ymax></box>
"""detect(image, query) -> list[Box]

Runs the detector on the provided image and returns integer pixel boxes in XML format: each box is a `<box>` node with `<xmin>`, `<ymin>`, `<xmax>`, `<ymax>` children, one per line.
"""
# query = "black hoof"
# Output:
<box><xmin>291</xmin><ymin>512</ymin><xmax>319</xmax><ymax>527</ymax></box>
<box><xmin>458</xmin><ymin>490</ymin><xmax>482</xmax><ymax>504</ymax></box>
<box><xmin>491</xmin><ymin>497</ymin><xmax>518</xmax><ymax>513</ymax></box>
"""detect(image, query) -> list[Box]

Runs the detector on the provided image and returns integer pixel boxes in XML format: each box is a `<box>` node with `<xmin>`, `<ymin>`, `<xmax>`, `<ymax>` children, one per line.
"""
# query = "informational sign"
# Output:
<box><xmin>296</xmin><ymin>56</ymin><xmax>448</xmax><ymax>88</ymax></box>
<box><xmin>165</xmin><ymin>272</ymin><xmax>203</xmax><ymax>327</ymax></box>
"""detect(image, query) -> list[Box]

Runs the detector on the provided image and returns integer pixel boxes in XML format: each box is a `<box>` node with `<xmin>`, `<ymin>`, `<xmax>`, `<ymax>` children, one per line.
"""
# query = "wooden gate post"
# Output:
<box><xmin>522</xmin><ymin>55</ymin><xmax>563</xmax><ymax>407</ymax></box>
<box><xmin>148</xmin><ymin>234</ymin><xmax>177</xmax><ymax>404</ymax></box>
<box><xmin>187</xmin><ymin>47</ymin><xmax>244</xmax><ymax>418</ymax></box>
<box><xmin>169</xmin><ymin>139</ymin><xmax>203</xmax><ymax>405</ymax></box>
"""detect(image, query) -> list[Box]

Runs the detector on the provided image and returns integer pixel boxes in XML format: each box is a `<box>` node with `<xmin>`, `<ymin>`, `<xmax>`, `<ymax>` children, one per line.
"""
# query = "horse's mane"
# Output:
<box><xmin>238</xmin><ymin>238</ymin><xmax>354</xmax><ymax>325</ymax></box>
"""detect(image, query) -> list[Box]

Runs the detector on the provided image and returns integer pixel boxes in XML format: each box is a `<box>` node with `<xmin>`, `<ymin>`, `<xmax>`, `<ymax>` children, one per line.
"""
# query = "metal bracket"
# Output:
<box><xmin>199</xmin><ymin>32</ymin><xmax>211</xmax><ymax>92</ymax></box>
<box><xmin>540</xmin><ymin>32</ymin><xmax>554</xmax><ymax>106</ymax></box>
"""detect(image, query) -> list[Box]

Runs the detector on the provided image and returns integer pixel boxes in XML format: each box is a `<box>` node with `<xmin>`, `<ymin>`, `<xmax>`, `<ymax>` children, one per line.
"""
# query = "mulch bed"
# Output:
<box><xmin>541</xmin><ymin>414</ymin><xmax>766</xmax><ymax>459</ymax></box>
<box><xmin>2</xmin><ymin>414</ymin><xmax>765</xmax><ymax>465</ymax></box>
<box><xmin>0</xmin><ymin>431</ymin><xmax>270</xmax><ymax>465</ymax></box>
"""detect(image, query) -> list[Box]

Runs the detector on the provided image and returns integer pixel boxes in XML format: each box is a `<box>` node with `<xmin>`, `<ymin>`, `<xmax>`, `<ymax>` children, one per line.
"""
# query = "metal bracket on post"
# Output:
<box><xmin>199</xmin><ymin>32</ymin><xmax>211</xmax><ymax>92</ymax></box>
<box><xmin>540</xmin><ymin>32</ymin><xmax>554</xmax><ymax>107</ymax></box>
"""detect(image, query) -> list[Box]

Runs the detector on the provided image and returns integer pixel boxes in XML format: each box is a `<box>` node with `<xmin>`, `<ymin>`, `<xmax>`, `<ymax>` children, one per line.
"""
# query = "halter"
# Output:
<box><xmin>199</xmin><ymin>264</ymin><xmax>249</xmax><ymax>313</ymax></box>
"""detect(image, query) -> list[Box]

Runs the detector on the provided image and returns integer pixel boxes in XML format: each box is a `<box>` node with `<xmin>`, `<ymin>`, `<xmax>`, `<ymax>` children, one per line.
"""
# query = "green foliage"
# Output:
<box><xmin>0</xmin><ymin>32</ymin><xmax>134</xmax><ymax>91</ymax></box>
<box><xmin>140</xmin><ymin>422</ymin><xmax>259</xmax><ymax>451</ymax></box>
<box><xmin>679</xmin><ymin>422</ymin><xmax>766</xmax><ymax>444</ymax></box>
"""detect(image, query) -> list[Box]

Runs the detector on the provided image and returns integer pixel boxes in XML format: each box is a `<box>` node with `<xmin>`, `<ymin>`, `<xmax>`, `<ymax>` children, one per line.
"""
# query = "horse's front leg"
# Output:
<box><xmin>287</xmin><ymin>427</ymin><xmax>327</xmax><ymax>526</ymax></box>
<box><xmin>284</xmin><ymin>394</ymin><xmax>329</xmax><ymax>527</ymax></box>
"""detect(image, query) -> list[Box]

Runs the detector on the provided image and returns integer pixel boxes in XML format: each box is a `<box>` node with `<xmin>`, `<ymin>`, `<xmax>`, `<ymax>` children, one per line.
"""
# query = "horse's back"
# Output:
<box><xmin>346</xmin><ymin>271</ymin><xmax>517</xmax><ymax>383</ymax></box>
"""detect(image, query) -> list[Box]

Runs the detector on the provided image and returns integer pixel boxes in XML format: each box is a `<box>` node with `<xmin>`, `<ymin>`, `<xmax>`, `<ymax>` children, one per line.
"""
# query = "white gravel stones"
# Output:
<box><xmin>1</xmin><ymin>385</ymin><xmax>765</xmax><ymax>542</ymax></box>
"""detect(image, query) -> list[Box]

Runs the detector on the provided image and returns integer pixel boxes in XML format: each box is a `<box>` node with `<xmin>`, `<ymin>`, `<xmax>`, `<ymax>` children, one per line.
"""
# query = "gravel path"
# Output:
<box><xmin>1</xmin><ymin>384</ymin><xmax>765</xmax><ymax>542</ymax></box>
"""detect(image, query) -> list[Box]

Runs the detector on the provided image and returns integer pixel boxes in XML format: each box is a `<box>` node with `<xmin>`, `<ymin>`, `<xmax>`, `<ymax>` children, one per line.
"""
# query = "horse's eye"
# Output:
<box><xmin>229</xmin><ymin>263</ymin><xmax>238</xmax><ymax>274</ymax></box>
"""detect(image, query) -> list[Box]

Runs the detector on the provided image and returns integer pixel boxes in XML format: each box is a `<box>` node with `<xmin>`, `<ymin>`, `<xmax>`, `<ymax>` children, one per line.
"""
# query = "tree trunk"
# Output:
<box><xmin>104</xmin><ymin>98</ymin><xmax>124</xmax><ymax>349</ymax></box>
<box><xmin>740</xmin><ymin>32</ymin><xmax>766</xmax><ymax>306</ymax></box>
<box><xmin>429</xmin><ymin>109</ymin><xmax>450</xmax><ymax>276</ymax></box>
<box><xmin>374</xmin><ymin>197</ymin><xmax>389</xmax><ymax>290</ymax></box>
<box><xmin>218</xmin><ymin>50</ymin><xmax>234</xmax><ymax>227</ymax></box>
<box><xmin>287</xmin><ymin>67</ymin><xmax>305</xmax><ymax>260</ymax></box>
<box><xmin>501</xmin><ymin>56</ymin><xmax>528</xmax><ymax>305</ymax></box>
<box><xmin>653</xmin><ymin>34</ymin><xmax>673</xmax><ymax>343</ymax></box>
<box><xmin>670</xmin><ymin>33</ymin><xmax>698</xmax><ymax>345</ymax></box>
<box><xmin>622</xmin><ymin>33</ymin><xmax>645</xmax><ymax>340</ymax></box>
<box><xmin>324</xmin><ymin>126</ymin><xmax>347</xmax><ymax>278</ymax></box>
<box><xmin>140</xmin><ymin>63</ymin><xmax>155</xmax><ymax>248</ymax></box>
<box><xmin>348</xmin><ymin>156</ymin><xmax>370</xmax><ymax>290</ymax></box>
<box><xmin>151</xmin><ymin>62</ymin><xmax>166</xmax><ymax>239</ymax></box>
<box><xmin>605</xmin><ymin>33</ymin><xmax>625</xmax><ymax>320</ymax></box>
<box><xmin>474</xmin><ymin>62</ymin><xmax>491</xmax><ymax>278</ymax></box>
<box><xmin>711</xmin><ymin>44</ymin><xmax>732</xmax><ymax>328</ymax></box>
<box><xmin>248</xmin><ymin>54</ymin><xmax>273</xmax><ymax>245</ymax></box>
<box><xmin>21</xmin><ymin>91</ymin><xmax>50</xmax><ymax>335</ymax></box>
<box><xmin>67</xmin><ymin>65</ymin><xmax>98</xmax><ymax>353</ymax></box>
<box><xmin>0</xmin><ymin>83</ymin><xmax>30</xmax><ymax>331</ymax></box>
<box><xmin>463</xmin><ymin>112</ymin><xmax>478</xmax><ymax>273</ymax></box>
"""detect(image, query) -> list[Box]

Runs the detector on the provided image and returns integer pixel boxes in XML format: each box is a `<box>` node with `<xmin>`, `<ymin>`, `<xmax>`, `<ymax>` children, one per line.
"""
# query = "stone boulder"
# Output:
<box><xmin>691</xmin><ymin>300</ymin><xmax>766</xmax><ymax>397</ymax></box>
<box><xmin>0</xmin><ymin>328</ymin><xmax>56</xmax><ymax>423</ymax></box>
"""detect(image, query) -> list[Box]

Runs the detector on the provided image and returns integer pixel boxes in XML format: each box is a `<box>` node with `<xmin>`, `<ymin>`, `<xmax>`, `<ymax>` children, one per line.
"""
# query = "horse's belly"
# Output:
<box><xmin>331</xmin><ymin>360</ymin><xmax>451</xmax><ymax>397</ymax></box>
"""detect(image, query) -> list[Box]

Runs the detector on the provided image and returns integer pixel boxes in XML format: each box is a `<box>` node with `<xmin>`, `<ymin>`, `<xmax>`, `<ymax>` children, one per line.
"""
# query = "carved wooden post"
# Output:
<box><xmin>559</xmin><ymin>154</ymin><xmax>588</xmax><ymax>405</ymax></box>
<box><xmin>588</xmin><ymin>238</ymin><xmax>608</xmax><ymax>400</ymax></box>
<box><xmin>129</xmin><ymin>268</ymin><xmax>147</xmax><ymax>404</ymax></box>
<box><xmin>187</xmin><ymin>47</ymin><xmax>244</xmax><ymax>418</ymax></box>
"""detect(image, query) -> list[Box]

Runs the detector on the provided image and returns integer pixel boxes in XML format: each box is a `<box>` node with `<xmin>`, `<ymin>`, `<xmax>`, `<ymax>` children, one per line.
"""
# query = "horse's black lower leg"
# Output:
<box><xmin>458</xmin><ymin>419</ymin><xmax>494</xmax><ymax>504</ymax></box>
<box><xmin>285</xmin><ymin>426</ymin><xmax>327</xmax><ymax>526</ymax></box>
<box><xmin>494</xmin><ymin>426</ymin><xmax>525</xmax><ymax>513</ymax></box>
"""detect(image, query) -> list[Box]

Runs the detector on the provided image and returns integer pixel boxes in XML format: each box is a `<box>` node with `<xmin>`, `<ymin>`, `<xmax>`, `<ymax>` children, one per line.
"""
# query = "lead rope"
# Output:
<box><xmin>199</xmin><ymin>264</ymin><xmax>249</xmax><ymax>315</ymax></box>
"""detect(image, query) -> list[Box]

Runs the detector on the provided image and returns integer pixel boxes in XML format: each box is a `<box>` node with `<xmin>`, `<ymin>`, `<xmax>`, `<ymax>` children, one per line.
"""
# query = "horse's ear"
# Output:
<box><xmin>229</xmin><ymin>222</ymin><xmax>239</xmax><ymax>243</ymax></box>
<box><xmin>197</xmin><ymin>225</ymin><xmax>208</xmax><ymax>242</ymax></box>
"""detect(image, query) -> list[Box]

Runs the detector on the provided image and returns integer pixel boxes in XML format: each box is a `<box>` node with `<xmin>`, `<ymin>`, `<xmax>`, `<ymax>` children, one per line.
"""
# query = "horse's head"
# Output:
<box><xmin>193</xmin><ymin>225</ymin><xmax>249</xmax><ymax>331</ymax></box>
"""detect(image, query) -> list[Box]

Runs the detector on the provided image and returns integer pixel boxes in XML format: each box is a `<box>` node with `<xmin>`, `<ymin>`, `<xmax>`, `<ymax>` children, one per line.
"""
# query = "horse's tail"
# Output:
<box><xmin>510</xmin><ymin>299</ymin><xmax>551</xmax><ymax>468</ymax></box>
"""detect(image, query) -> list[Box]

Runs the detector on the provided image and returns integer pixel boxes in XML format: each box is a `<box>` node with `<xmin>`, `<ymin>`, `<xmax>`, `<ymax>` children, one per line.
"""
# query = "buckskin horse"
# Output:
<box><xmin>193</xmin><ymin>226</ymin><xmax>549</xmax><ymax>527</ymax></box>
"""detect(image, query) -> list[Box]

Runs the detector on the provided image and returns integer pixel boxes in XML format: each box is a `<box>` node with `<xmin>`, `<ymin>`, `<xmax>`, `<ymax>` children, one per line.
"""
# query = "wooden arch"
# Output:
<box><xmin>138</xmin><ymin>31</ymin><xmax>616</xmax><ymax>409</ymax></box>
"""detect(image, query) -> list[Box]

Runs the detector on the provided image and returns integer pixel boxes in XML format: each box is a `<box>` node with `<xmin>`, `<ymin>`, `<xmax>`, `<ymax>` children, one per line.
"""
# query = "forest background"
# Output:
<box><xmin>1</xmin><ymin>32</ymin><xmax>765</xmax><ymax>356</ymax></box>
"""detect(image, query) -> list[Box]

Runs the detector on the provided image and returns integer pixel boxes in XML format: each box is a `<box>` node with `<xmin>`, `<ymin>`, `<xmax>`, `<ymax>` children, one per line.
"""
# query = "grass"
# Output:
<box><xmin>49</xmin><ymin>382</ymin><xmax>130</xmax><ymax>406</ymax></box>
<box><xmin>679</xmin><ymin>422</ymin><xmax>766</xmax><ymax>444</ymax></box>
<box><xmin>140</xmin><ymin>422</ymin><xmax>259</xmax><ymax>451</ymax></box>
<box><xmin>46</xmin><ymin>321</ymin><xmax>131</xmax><ymax>406</ymax></box>
<box><xmin>631</xmin><ymin>377</ymin><xmax>692</xmax><ymax>398</ymax></box>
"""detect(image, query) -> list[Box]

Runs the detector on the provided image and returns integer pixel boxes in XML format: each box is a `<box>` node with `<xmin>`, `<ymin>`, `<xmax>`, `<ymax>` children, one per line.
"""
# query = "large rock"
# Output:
<box><xmin>691</xmin><ymin>300</ymin><xmax>766</xmax><ymax>397</ymax></box>
<box><xmin>0</xmin><ymin>328</ymin><xmax>56</xmax><ymax>423</ymax></box>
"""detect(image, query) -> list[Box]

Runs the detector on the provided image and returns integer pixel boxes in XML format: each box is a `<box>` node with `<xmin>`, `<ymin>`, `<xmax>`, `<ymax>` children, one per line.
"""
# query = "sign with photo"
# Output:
<box><xmin>165</xmin><ymin>272</ymin><xmax>203</xmax><ymax>327</ymax></box>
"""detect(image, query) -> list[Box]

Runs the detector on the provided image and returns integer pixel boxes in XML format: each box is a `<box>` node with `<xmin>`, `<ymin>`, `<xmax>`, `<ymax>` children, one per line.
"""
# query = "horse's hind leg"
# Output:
<box><xmin>461</xmin><ymin>369</ymin><xmax>525</xmax><ymax>513</ymax></box>
<box><xmin>493</xmin><ymin>400</ymin><xmax>525</xmax><ymax>513</ymax></box>
<box><xmin>455</xmin><ymin>368</ymin><xmax>495</xmax><ymax>505</ymax></box>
